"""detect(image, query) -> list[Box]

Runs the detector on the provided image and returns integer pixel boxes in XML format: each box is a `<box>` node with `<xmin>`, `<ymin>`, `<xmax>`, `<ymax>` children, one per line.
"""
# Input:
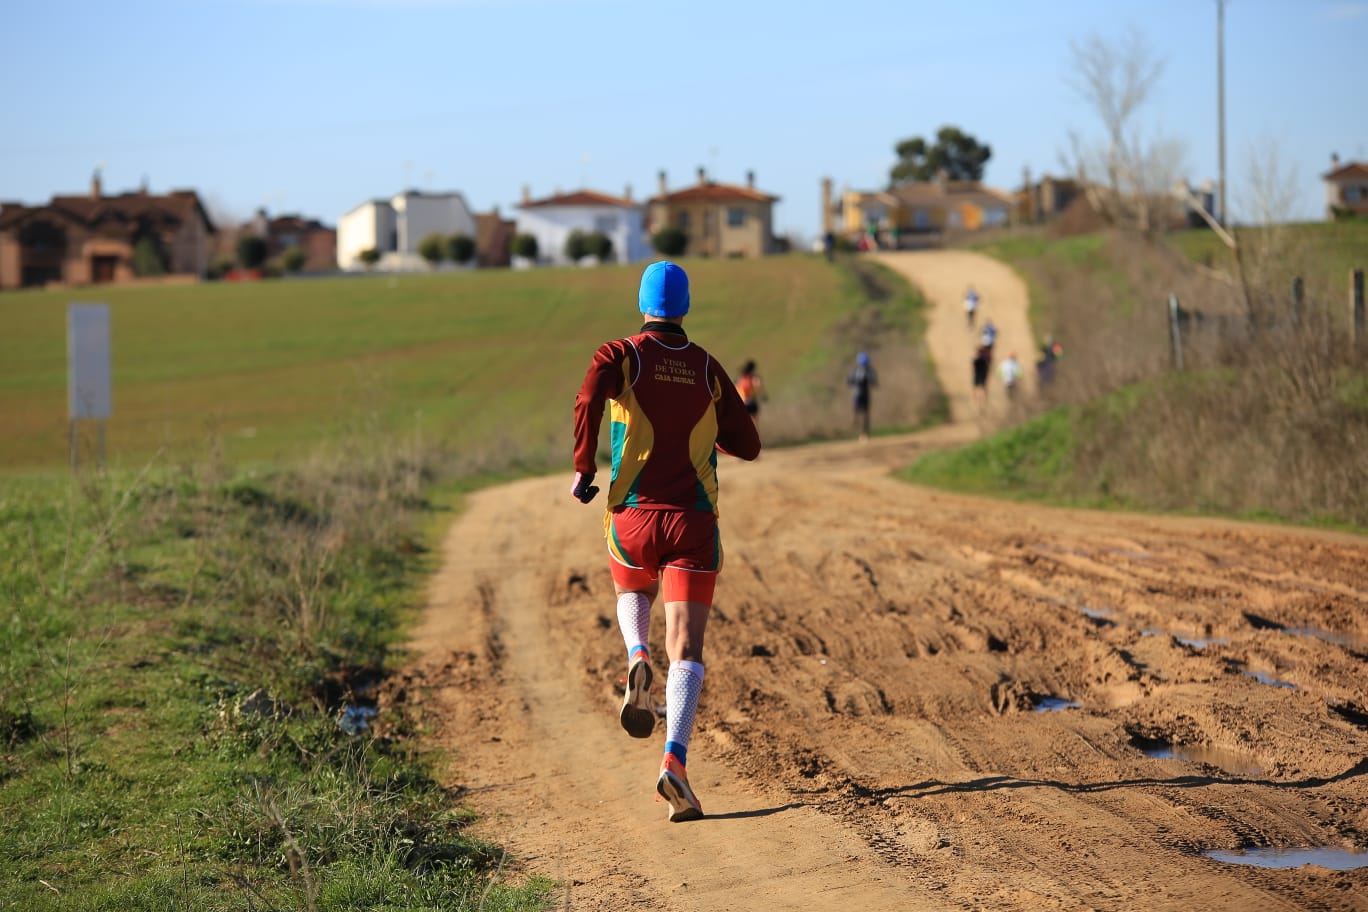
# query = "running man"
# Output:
<box><xmin>571</xmin><ymin>261</ymin><xmax>761</xmax><ymax>822</ymax></box>
<box><xmin>998</xmin><ymin>350</ymin><xmax>1023</xmax><ymax>400</ymax></box>
<box><xmin>964</xmin><ymin>285</ymin><xmax>980</xmax><ymax>328</ymax></box>
<box><xmin>735</xmin><ymin>360</ymin><xmax>765</xmax><ymax>421</ymax></box>
<box><xmin>848</xmin><ymin>351</ymin><xmax>877</xmax><ymax>441</ymax></box>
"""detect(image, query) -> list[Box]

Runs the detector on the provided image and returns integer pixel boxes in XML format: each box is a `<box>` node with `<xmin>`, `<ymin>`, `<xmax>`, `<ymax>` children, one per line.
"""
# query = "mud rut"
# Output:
<box><xmin>405</xmin><ymin>252</ymin><xmax>1368</xmax><ymax>911</ymax></box>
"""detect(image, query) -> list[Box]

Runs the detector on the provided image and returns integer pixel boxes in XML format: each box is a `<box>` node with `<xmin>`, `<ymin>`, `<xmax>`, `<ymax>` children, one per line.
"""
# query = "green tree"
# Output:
<box><xmin>236</xmin><ymin>235</ymin><xmax>268</xmax><ymax>269</ymax></box>
<box><xmin>652</xmin><ymin>227</ymin><xmax>688</xmax><ymax>257</ymax></box>
<box><xmin>418</xmin><ymin>232</ymin><xmax>446</xmax><ymax>268</ymax></box>
<box><xmin>132</xmin><ymin>235</ymin><xmax>166</xmax><ymax>277</ymax></box>
<box><xmin>446</xmin><ymin>233</ymin><xmax>476</xmax><ymax>264</ymax></box>
<box><xmin>564</xmin><ymin>229</ymin><xmax>589</xmax><ymax>262</ymax></box>
<box><xmin>358</xmin><ymin>247</ymin><xmax>381</xmax><ymax>270</ymax></box>
<box><xmin>511</xmin><ymin>233</ymin><xmax>539</xmax><ymax>260</ymax></box>
<box><xmin>584</xmin><ymin>231</ymin><xmax>614</xmax><ymax>261</ymax></box>
<box><xmin>280</xmin><ymin>246</ymin><xmax>307</xmax><ymax>273</ymax></box>
<box><xmin>889</xmin><ymin>126</ymin><xmax>992</xmax><ymax>185</ymax></box>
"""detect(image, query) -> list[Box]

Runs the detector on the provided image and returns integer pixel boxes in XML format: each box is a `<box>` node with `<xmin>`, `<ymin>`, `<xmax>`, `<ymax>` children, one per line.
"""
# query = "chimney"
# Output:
<box><xmin>521</xmin><ymin>184</ymin><xmax>531</xmax><ymax>205</ymax></box>
<box><xmin>90</xmin><ymin>168</ymin><xmax>102</xmax><ymax>200</ymax></box>
<box><xmin>624</xmin><ymin>183</ymin><xmax>632</xmax><ymax>202</ymax></box>
<box><xmin>746</xmin><ymin>170</ymin><xmax>755</xmax><ymax>189</ymax></box>
<box><xmin>696</xmin><ymin>166</ymin><xmax>706</xmax><ymax>185</ymax></box>
<box><xmin>1331</xmin><ymin>152</ymin><xmax>1341</xmax><ymax>170</ymax></box>
<box><xmin>658</xmin><ymin>170</ymin><xmax>667</xmax><ymax>196</ymax></box>
<box><xmin>821</xmin><ymin>177</ymin><xmax>833</xmax><ymax>235</ymax></box>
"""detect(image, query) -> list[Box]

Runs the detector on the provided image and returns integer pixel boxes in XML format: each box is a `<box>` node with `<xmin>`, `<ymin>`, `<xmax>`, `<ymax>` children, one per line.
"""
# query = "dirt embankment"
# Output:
<box><xmin>404</xmin><ymin>252</ymin><xmax>1368</xmax><ymax>911</ymax></box>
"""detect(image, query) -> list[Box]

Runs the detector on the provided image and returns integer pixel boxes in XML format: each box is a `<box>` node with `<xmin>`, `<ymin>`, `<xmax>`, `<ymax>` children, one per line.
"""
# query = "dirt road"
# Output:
<box><xmin>407</xmin><ymin>252</ymin><xmax>1368</xmax><ymax>910</ymax></box>
<box><xmin>872</xmin><ymin>249</ymin><xmax>1036</xmax><ymax>423</ymax></box>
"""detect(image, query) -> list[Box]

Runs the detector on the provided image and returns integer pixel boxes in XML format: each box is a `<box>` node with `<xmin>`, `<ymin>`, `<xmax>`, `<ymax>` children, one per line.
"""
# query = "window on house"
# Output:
<box><xmin>727</xmin><ymin>207</ymin><xmax>745</xmax><ymax>227</ymax></box>
<box><xmin>594</xmin><ymin>215</ymin><xmax>616</xmax><ymax>233</ymax></box>
<box><xmin>947</xmin><ymin>210</ymin><xmax>962</xmax><ymax>228</ymax></box>
<box><xmin>1346</xmin><ymin>186</ymin><xmax>1363</xmax><ymax>203</ymax></box>
<box><xmin>914</xmin><ymin>209</ymin><xmax>930</xmax><ymax>228</ymax></box>
<box><xmin>678</xmin><ymin>211</ymin><xmax>690</xmax><ymax>230</ymax></box>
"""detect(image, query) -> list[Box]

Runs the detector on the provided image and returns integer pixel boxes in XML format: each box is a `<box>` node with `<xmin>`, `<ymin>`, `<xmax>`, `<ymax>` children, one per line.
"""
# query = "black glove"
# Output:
<box><xmin>570</xmin><ymin>471</ymin><xmax>599</xmax><ymax>504</ymax></box>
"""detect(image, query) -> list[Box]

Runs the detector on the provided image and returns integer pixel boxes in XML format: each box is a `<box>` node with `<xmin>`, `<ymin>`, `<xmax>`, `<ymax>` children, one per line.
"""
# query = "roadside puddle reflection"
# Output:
<box><xmin>1205</xmin><ymin>847</ymin><xmax>1368</xmax><ymax>870</ymax></box>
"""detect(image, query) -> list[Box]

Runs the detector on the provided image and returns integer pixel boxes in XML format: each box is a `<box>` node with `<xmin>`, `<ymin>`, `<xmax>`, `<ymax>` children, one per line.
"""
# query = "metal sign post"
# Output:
<box><xmin>67</xmin><ymin>303</ymin><xmax>112</xmax><ymax>470</ymax></box>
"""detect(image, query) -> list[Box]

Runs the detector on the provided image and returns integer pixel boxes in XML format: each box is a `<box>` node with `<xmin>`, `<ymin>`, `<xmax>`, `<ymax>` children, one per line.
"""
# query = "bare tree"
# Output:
<box><xmin>1066</xmin><ymin>28</ymin><xmax>1187</xmax><ymax>234</ymax></box>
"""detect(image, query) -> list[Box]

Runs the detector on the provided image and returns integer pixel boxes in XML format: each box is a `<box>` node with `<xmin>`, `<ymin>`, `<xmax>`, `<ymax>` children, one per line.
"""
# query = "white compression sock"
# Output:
<box><xmin>665</xmin><ymin>660</ymin><xmax>705</xmax><ymax>766</ymax></box>
<box><xmin>616</xmin><ymin>592</ymin><xmax>652</xmax><ymax>662</ymax></box>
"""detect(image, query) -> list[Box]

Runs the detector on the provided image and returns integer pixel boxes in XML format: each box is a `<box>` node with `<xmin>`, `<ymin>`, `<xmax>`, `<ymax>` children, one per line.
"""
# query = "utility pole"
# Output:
<box><xmin>1217</xmin><ymin>0</ymin><xmax>1228</xmax><ymax>228</ymax></box>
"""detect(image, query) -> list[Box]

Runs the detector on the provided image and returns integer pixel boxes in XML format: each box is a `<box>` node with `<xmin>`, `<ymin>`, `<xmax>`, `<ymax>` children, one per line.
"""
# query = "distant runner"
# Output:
<box><xmin>999</xmin><ymin>350</ymin><xmax>1023</xmax><ymax>400</ymax></box>
<box><xmin>735</xmin><ymin>359</ymin><xmax>765</xmax><ymax>421</ymax></box>
<box><xmin>848</xmin><ymin>351</ymin><xmax>878</xmax><ymax>441</ymax></box>
<box><xmin>571</xmin><ymin>261</ymin><xmax>761</xmax><ymax>822</ymax></box>
<box><xmin>964</xmin><ymin>285</ymin><xmax>980</xmax><ymax>328</ymax></box>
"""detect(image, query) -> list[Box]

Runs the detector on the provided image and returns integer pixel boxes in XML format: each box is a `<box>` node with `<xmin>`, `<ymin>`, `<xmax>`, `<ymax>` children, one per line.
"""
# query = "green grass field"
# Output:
<box><xmin>1</xmin><ymin>257</ymin><xmax>873</xmax><ymax>474</ymax></box>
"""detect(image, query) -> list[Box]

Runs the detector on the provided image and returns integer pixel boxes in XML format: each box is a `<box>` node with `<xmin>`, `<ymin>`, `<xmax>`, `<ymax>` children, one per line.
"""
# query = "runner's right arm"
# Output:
<box><xmin>572</xmin><ymin>340</ymin><xmax>632</xmax><ymax>475</ymax></box>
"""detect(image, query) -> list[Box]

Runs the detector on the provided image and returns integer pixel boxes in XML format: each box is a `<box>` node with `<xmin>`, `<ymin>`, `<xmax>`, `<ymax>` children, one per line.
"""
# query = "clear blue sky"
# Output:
<box><xmin>3</xmin><ymin>0</ymin><xmax>1365</xmax><ymax>241</ymax></box>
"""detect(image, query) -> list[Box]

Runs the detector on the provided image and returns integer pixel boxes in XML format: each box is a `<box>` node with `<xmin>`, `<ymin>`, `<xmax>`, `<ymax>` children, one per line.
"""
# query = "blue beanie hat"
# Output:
<box><xmin>638</xmin><ymin>261</ymin><xmax>690</xmax><ymax>318</ymax></box>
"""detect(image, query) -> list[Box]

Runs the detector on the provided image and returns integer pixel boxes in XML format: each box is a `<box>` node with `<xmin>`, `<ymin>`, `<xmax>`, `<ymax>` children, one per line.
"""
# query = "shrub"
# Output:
<box><xmin>357</xmin><ymin>248</ymin><xmax>381</xmax><ymax>269</ymax></box>
<box><xmin>208</xmin><ymin>254</ymin><xmax>236</xmax><ymax>279</ymax></box>
<box><xmin>418</xmin><ymin>232</ymin><xmax>446</xmax><ymax>268</ymax></box>
<box><xmin>653</xmin><ymin>227</ymin><xmax>688</xmax><ymax>256</ymax></box>
<box><xmin>236</xmin><ymin>235</ymin><xmax>268</xmax><ymax>270</ymax></box>
<box><xmin>564</xmin><ymin>229</ymin><xmax>589</xmax><ymax>262</ymax></box>
<box><xmin>446</xmin><ymin>233</ymin><xmax>476</xmax><ymax>264</ymax></box>
<box><xmin>280</xmin><ymin>246</ymin><xmax>307</xmax><ymax>273</ymax></box>
<box><xmin>133</xmin><ymin>235</ymin><xmax>167</xmax><ymax>277</ymax></box>
<box><xmin>511</xmin><ymin>233</ymin><xmax>539</xmax><ymax>260</ymax></box>
<box><xmin>584</xmin><ymin>231</ymin><xmax>614</xmax><ymax>261</ymax></box>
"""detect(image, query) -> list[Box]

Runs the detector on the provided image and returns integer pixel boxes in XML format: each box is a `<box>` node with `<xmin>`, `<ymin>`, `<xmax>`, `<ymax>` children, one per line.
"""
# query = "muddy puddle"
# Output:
<box><xmin>1244</xmin><ymin>670</ymin><xmax>1296</xmax><ymax>689</ymax></box>
<box><xmin>1130</xmin><ymin>735</ymin><xmax>1262</xmax><ymax>776</ymax></box>
<box><xmin>1142</xmin><ymin>629</ymin><xmax>1228</xmax><ymax>650</ymax></box>
<box><xmin>1205</xmin><ymin>846</ymin><xmax>1368</xmax><ymax>870</ymax></box>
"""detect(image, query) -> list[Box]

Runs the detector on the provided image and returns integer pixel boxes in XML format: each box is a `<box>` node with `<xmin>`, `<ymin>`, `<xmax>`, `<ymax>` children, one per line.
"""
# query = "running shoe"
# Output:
<box><xmin>656</xmin><ymin>752</ymin><xmax>704</xmax><ymax>822</ymax></box>
<box><xmin>619</xmin><ymin>657</ymin><xmax>655</xmax><ymax>739</ymax></box>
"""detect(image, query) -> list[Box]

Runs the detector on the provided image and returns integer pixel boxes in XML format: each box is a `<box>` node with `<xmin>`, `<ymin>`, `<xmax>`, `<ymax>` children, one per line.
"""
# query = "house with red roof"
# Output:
<box><xmin>0</xmin><ymin>171</ymin><xmax>215</xmax><ymax>290</ymax></box>
<box><xmin>1323</xmin><ymin>155</ymin><xmax>1368</xmax><ymax>220</ymax></box>
<box><xmin>515</xmin><ymin>186</ymin><xmax>649</xmax><ymax>266</ymax></box>
<box><xmin>648</xmin><ymin>169</ymin><xmax>779</xmax><ymax>258</ymax></box>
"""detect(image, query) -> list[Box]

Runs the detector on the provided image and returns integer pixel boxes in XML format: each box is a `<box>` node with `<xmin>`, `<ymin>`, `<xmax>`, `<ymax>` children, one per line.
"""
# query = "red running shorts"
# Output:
<box><xmin>604</xmin><ymin>506</ymin><xmax>720</xmax><ymax>604</ymax></box>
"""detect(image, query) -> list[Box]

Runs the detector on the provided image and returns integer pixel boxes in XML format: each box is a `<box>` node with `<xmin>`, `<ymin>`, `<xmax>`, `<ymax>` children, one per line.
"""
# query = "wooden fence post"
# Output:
<box><xmin>1168</xmin><ymin>294</ymin><xmax>1185</xmax><ymax>370</ymax></box>
<box><xmin>1352</xmin><ymin>269</ymin><xmax>1365</xmax><ymax>349</ymax></box>
<box><xmin>1290</xmin><ymin>276</ymin><xmax>1304</xmax><ymax>326</ymax></box>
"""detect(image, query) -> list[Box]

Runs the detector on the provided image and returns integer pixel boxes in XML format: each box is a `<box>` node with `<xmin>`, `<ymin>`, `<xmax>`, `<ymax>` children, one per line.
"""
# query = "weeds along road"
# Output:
<box><xmin>407</xmin><ymin>252</ymin><xmax>1368</xmax><ymax>911</ymax></box>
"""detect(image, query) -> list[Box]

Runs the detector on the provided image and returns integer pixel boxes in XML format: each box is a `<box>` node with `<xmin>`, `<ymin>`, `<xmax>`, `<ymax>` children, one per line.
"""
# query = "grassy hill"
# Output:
<box><xmin>918</xmin><ymin>223</ymin><xmax>1368</xmax><ymax>530</ymax></box>
<box><xmin>2</xmin><ymin>256</ymin><xmax>936</xmax><ymax>473</ymax></box>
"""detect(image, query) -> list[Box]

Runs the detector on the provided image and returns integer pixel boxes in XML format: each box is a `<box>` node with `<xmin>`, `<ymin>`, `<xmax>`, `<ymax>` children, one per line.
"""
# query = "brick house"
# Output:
<box><xmin>1323</xmin><ymin>155</ymin><xmax>1368</xmax><ymax>220</ymax></box>
<box><xmin>0</xmin><ymin>173</ymin><xmax>215</xmax><ymax>290</ymax></box>
<box><xmin>648</xmin><ymin>168</ymin><xmax>779</xmax><ymax>258</ymax></box>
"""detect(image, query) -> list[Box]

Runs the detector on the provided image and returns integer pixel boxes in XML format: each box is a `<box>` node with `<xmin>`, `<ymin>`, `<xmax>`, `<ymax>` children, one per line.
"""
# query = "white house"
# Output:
<box><xmin>337</xmin><ymin>190</ymin><xmax>477</xmax><ymax>271</ymax></box>
<box><xmin>515</xmin><ymin>187</ymin><xmax>650</xmax><ymax>266</ymax></box>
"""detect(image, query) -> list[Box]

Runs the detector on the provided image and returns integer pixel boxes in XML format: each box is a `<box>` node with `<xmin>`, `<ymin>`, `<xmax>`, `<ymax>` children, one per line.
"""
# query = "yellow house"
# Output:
<box><xmin>825</xmin><ymin>173</ymin><xmax>1014</xmax><ymax>247</ymax></box>
<box><xmin>648</xmin><ymin>168</ymin><xmax>779</xmax><ymax>258</ymax></box>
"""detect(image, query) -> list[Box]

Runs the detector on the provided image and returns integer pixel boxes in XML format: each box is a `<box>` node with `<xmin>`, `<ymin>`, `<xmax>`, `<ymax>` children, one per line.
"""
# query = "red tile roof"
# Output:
<box><xmin>522</xmin><ymin>189</ymin><xmax>637</xmax><ymax>208</ymax></box>
<box><xmin>652</xmin><ymin>182</ymin><xmax>779</xmax><ymax>204</ymax></box>
<box><xmin>1324</xmin><ymin>162</ymin><xmax>1368</xmax><ymax>181</ymax></box>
